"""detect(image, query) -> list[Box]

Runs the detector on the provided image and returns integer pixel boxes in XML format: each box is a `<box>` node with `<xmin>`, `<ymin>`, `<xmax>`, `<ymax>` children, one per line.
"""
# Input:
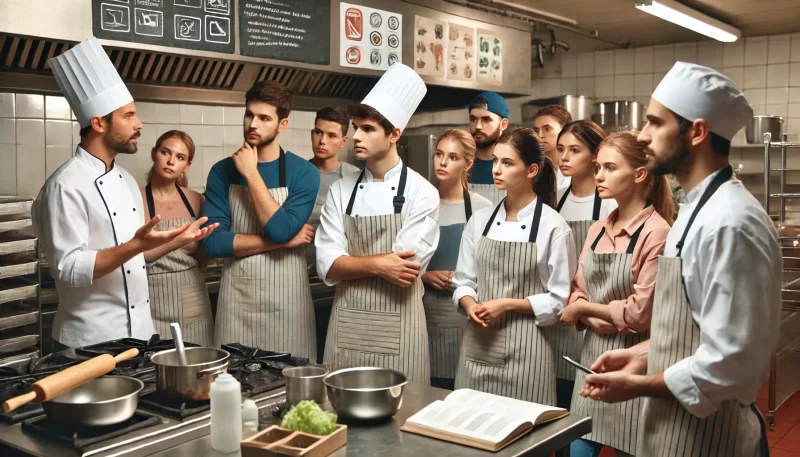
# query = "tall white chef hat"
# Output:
<box><xmin>652</xmin><ymin>61</ymin><xmax>753</xmax><ymax>141</ymax></box>
<box><xmin>49</xmin><ymin>37</ymin><xmax>133</xmax><ymax>128</ymax></box>
<box><xmin>360</xmin><ymin>63</ymin><xmax>427</xmax><ymax>132</ymax></box>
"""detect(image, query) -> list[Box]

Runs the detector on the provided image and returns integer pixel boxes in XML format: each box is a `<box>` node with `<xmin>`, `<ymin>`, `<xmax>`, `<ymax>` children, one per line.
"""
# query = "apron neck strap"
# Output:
<box><xmin>145</xmin><ymin>183</ymin><xmax>196</xmax><ymax>219</ymax></box>
<box><xmin>463</xmin><ymin>187</ymin><xmax>472</xmax><ymax>221</ymax></box>
<box><xmin>278</xmin><ymin>147</ymin><xmax>286</xmax><ymax>188</ymax></box>
<box><xmin>482</xmin><ymin>197</ymin><xmax>543</xmax><ymax>243</ymax></box>
<box><xmin>556</xmin><ymin>184</ymin><xmax>571</xmax><ymax>212</ymax></box>
<box><xmin>675</xmin><ymin>165</ymin><xmax>733</xmax><ymax>257</ymax></box>
<box><xmin>345</xmin><ymin>163</ymin><xmax>408</xmax><ymax>216</ymax></box>
<box><xmin>590</xmin><ymin>202</ymin><xmax>651</xmax><ymax>253</ymax></box>
<box><xmin>556</xmin><ymin>184</ymin><xmax>602</xmax><ymax>221</ymax></box>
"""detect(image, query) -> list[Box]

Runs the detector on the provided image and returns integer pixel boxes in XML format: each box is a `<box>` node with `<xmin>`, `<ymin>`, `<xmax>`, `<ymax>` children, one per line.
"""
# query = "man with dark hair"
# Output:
<box><xmin>316</xmin><ymin>64</ymin><xmax>439</xmax><ymax>383</ymax></box>
<box><xmin>533</xmin><ymin>104</ymin><xmax>573</xmax><ymax>188</ymax></box>
<box><xmin>202</xmin><ymin>80</ymin><xmax>321</xmax><ymax>359</ymax></box>
<box><xmin>467</xmin><ymin>91</ymin><xmax>509</xmax><ymax>204</ymax></box>
<box><xmin>33</xmin><ymin>38</ymin><xmax>214</xmax><ymax>348</ymax></box>
<box><xmin>580</xmin><ymin>62</ymin><xmax>779</xmax><ymax>457</ymax></box>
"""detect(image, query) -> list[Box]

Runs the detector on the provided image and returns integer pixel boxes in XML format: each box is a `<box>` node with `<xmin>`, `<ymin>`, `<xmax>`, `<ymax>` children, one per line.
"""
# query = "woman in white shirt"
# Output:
<box><xmin>422</xmin><ymin>129</ymin><xmax>492</xmax><ymax>390</ymax></box>
<box><xmin>452</xmin><ymin>127</ymin><xmax>576</xmax><ymax>404</ymax></box>
<box><xmin>552</xmin><ymin>120</ymin><xmax>617</xmax><ymax>411</ymax></box>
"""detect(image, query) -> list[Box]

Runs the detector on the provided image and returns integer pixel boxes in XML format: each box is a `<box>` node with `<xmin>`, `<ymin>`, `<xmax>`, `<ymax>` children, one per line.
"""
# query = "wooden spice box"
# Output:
<box><xmin>240</xmin><ymin>424</ymin><xmax>347</xmax><ymax>457</ymax></box>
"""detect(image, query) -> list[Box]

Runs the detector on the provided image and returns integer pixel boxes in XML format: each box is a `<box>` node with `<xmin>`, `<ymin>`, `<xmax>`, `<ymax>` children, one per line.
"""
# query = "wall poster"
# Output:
<box><xmin>445</xmin><ymin>22</ymin><xmax>476</xmax><ymax>82</ymax></box>
<box><xmin>339</xmin><ymin>2</ymin><xmax>402</xmax><ymax>71</ymax></box>
<box><xmin>477</xmin><ymin>29</ymin><xmax>503</xmax><ymax>86</ymax></box>
<box><xmin>413</xmin><ymin>15</ymin><xmax>445</xmax><ymax>78</ymax></box>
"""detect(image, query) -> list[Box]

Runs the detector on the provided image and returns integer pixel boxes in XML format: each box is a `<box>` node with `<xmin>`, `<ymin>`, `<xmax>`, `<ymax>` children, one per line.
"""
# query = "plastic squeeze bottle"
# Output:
<box><xmin>210</xmin><ymin>373</ymin><xmax>242</xmax><ymax>452</ymax></box>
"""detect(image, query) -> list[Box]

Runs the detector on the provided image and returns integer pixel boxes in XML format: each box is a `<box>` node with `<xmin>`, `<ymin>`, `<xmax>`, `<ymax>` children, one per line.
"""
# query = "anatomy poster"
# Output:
<box><xmin>477</xmin><ymin>29</ymin><xmax>503</xmax><ymax>86</ymax></box>
<box><xmin>446</xmin><ymin>22</ymin><xmax>476</xmax><ymax>81</ymax></box>
<box><xmin>413</xmin><ymin>15</ymin><xmax>445</xmax><ymax>78</ymax></box>
<box><xmin>340</xmin><ymin>2</ymin><xmax>402</xmax><ymax>71</ymax></box>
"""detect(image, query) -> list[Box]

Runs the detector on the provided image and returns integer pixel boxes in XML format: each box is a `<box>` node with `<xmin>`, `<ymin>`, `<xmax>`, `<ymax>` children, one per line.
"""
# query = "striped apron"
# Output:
<box><xmin>454</xmin><ymin>198</ymin><xmax>556</xmax><ymax>405</ymax></box>
<box><xmin>552</xmin><ymin>186</ymin><xmax>602</xmax><ymax>381</ymax></box>
<box><xmin>145</xmin><ymin>184</ymin><xmax>214</xmax><ymax>346</ymax></box>
<box><xmin>469</xmin><ymin>182</ymin><xmax>505</xmax><ymax>206</ymax></box>
<box><xmin>323</xmin><ymin>165</ymin><xmax>430</xmax><ymax>384</ymax></box>
<box><xmin>569</xmin><ymin>221</ymin><xmax>648</xmax><ymax>454</ymax></box>
<box><xmin>423</xmin><ymin>188</ymin><xmax>472</xmax><ymax>380</ymax></box>
<box><xmin>215</xmin><ymin>150</ymin><xmax>316</xmax><ymax>360</ymax></box>
<box><xmin>638</xmin><ymin>165</ymin><xmax>769</xmax><ymax>457</ymax></box>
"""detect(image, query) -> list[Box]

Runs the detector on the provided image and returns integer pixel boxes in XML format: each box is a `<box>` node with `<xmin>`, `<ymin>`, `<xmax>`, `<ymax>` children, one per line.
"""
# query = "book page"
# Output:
<box><xmin>405</xmin><ymin>400</ymin><xmax>531</xmax><ymax>444</ymax></box>
<box><xmin>444</xmin><ymin>389</ymin><xmax>566</xmax><ymax>424</ymax></box>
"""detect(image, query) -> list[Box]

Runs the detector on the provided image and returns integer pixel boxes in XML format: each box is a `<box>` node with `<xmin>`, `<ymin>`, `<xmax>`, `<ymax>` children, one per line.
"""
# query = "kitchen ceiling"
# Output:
<box><xmin>508</xmin><ymin>0</ymin><xmax>800</xmax><ymax>48</ymax></box>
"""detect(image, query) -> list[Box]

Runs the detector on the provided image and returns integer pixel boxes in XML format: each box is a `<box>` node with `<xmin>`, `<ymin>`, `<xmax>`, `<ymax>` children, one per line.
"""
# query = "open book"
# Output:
<box><xmin>400</xmin><ymin>389</ymin><xmax>568</xmax><ymax>452</ymax></box>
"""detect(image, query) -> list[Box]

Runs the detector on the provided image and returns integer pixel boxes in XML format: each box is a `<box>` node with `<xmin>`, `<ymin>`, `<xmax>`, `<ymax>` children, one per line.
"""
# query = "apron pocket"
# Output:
<box><xmin>465</xmin><ymin>326</ymin><xmax>507</xmax><ymax>367</ymax></box>
<box><xmin>181</xmin><ymin>283</ymin><xmax>210</xmax><ymax>323</ymax></box>
<box><xmin>337</xmin><ymin>308</ymin><xmax>401</xmax><ymax>355</ymax></box>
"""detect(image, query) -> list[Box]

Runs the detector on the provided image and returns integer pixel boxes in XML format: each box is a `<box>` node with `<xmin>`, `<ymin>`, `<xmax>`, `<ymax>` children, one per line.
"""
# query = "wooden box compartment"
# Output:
<box><xmin>241</xmin><ymin>424</ymin><xmax>347</xmax><ymax>457</ymax></box>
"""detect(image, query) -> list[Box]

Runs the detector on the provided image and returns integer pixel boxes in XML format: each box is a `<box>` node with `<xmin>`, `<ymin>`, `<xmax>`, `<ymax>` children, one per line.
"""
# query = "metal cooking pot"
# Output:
<box><xmin>592</xmin><ymin>100</ymin><xmax>644</xmax><ymax>133</ymax></box>
<box><xmin>324</xmin><ymin>367</ymin><xmax>407</xmax><ymax>421</ymax></box>
<box><xmin>42</xmin><ymin>376</ymin><xmax>143</xmax><ymax>426</ymax></box>
<box><xmin>283</xmin><ymin>365</ymin><xmax>328</xmax><ymax>406</ymax></box>
<box><xmin>151</xmin><ymin>347</ymin><xmax>229</xmax><ymax>400</ymax></box>
<box><xmin>746</xmin><ymin>115</ymin><xmax>783</xmax><ymax>144</ymax></box>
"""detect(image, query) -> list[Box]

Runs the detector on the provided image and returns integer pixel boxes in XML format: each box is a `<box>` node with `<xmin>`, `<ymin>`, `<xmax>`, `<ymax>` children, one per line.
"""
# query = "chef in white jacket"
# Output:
<box><xmin>33</xmin><ymin>38</ymin><xmax>214</xmax><ymax>349</ymax></box>
<box><xmin>316</xmin><ymin>64</ymin><xmax>439</xmax><ymax>383</ymax></box>
<box><xmin>580</xmin><ymin>62</ymin><xmax>780</xmax><ymax>456</ymax></box>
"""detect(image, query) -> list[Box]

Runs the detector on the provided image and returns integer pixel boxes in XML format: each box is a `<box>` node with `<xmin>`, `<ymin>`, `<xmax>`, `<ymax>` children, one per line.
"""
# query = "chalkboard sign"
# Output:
<box><xmin>92</xmin><ymin>0</ymin><xmax>235</xmax><ymax>54</ymax></box>
<box><xmin>239</xmin><ymin>0</ymin><xmax>330</xmax><ymax>65</ymax></box>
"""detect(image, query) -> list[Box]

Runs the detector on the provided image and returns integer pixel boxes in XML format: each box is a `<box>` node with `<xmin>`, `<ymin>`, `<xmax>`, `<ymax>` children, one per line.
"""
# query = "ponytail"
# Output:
<box><xmin>535</xmin><ymin>156</ymin><xmax>558</xmax><ymax>208</ymax></box>
<box><xmin>497</xmin><ymin>127</ymin><xmax>557</xmax><ymax>207</ymax></box>
<box><xmin>649</xmin><ymin>175</ymin><xmax>675</xmax><ymax>225</ymax></box>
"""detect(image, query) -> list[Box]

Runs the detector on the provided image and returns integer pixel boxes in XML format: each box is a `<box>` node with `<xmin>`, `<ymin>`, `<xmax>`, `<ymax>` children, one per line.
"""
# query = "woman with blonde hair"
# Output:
<box><xmin>422</xmin><ymin>128</ymin><xmax>492</xmax><ymax>389</ymax></box>
<box><xmin>558</xmin><ymin>131</ymin><xmax>672</xmax><ymax>457</ymax></box>
<box><xmin>141</xmin><ymin>130</ymin><xmax>218</xmax><ymax>345</ymax></box>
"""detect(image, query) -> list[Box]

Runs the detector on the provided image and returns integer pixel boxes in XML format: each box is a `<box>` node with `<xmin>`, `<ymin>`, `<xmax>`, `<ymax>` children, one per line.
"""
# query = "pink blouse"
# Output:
<box><xmin>568</xmin><ymin>205</ymin><xmax>671</xmax><ymax>333</ymax></box>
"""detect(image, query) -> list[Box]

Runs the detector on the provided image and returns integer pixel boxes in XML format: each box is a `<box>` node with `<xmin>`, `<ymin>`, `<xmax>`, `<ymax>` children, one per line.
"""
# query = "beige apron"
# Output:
<box><xmin>423</xmin><ymin>187</ymin><xmax>472</xmax><ymax>380</ymax></box>
<box><xmin>215</xmin><ymin>151</ymin><xmax>316</xmax><ymax>359</ymax></box>
<box><xmin>323</xmin><ymin>165</ymin><xmax>430</xmax><ymax>383</ymax></box>
<box><xmin>569</xmin><ymin>221</ymin><xmax>648</xmax><ymax>454</ymax></box>
<box><xmin>145</xmin><ymin>184</ymin><xmax>214</xmax><ymax>346</ymax></box>
<box><xmin>552</xmin><ymin>186</ymin><xmax>601</xmax><ymax>381</ymax></box>
<box><xmin>454</xmin><ymin>198</ymin><xmax>556</xmax><ymax>404</ymax></box>
<box><xmin>638</xmin><ymin>166</ymin><xmax>769</xmax><ymax>457</ymax></box>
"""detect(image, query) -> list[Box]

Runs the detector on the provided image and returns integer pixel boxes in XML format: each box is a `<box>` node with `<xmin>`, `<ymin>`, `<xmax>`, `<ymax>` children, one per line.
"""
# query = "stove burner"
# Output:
<box><xmin>77</xmin><ymin>335</ymin><xmax>199</xmax><ymax>360</ymax></box>
<box><xmin>0</xmin><ymin>353</ymin><xmax>82</xmax><ymax>424</ymax></box>
<box><xmin>138</xmin><ymin>393</ymin><xmax>210</xmax><ymax>420</ymax></box>
<box><xmin>21</xmin><ymin>411</ymin><xmax>162</xmax><ymax>451</ymax></box>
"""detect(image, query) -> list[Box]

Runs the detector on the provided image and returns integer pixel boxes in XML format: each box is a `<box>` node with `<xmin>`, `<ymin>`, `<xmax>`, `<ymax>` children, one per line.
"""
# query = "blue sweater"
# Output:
<box><xmin>202</xmin><ymin>151</ymin><xmax>320</xmax><ymax>257</ymax></box>
<box><xmin>470</xmin><ymin>158</ymin><xmax>495</xmax><ymax>185</ymax></box>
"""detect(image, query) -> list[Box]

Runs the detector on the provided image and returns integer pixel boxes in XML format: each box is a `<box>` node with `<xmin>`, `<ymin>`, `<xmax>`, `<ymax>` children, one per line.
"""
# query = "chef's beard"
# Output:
<box><xmin>247</xmin><ymin>125</ymin><xmax>279</xmax><ymax>148</ymax></box>
<box><xmin>105</xmin><ymin>130</ymin><xmax>140</xmax><ymax>155</ymax></box>
<box><xmin>647</xmin><ymin>135</ymin><xmax>690</xmax><ymax>177</ymax></box>
<box><xmin>472</xmin><ymin>126</ymin><xmax>501</xmax><ymax>149</ymax></box>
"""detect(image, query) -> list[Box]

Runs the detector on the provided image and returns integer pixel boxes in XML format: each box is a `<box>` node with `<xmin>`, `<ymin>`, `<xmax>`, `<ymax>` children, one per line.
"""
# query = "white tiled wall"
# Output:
<box><xmin>0</xmin><ymin>93</ymin><xmax>320</xmax><ymax>196</ymax></box>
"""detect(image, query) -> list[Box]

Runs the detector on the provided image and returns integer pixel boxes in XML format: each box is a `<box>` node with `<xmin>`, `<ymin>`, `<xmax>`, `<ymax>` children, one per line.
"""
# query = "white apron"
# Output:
<box><xmin>469</xmin><ymin>182</ymin><xmax>505</xmax><ymax>206</ymax></box>
<box><xmin>638</xmin><ymin>166</ymin><xmax>769</xmax><ymax>457</ymax></box>
<box><xmin>145</xmin><ymin>184</ymin><xmax>214</xmax><ymax>347</ymax></box>
<box><xmin>454</xmin><ymin>198</ymin><xmax>556</xmax><ymax>404</ymax></box>
<box><xmin>323</xmin><ymin>165</ymin><xmax>431</xmax><ymax>384</ymax></box>
<box><xmin>569</xmin><ymin>220</ymin><xmax>649</xmax><ymax>454</ymax></box>
<box><xmin>552</xmin><ymin>186</ymin><xmax>601</xmax><ymax>381</ymax></box>
<box><xmin>215</xmin><ymin>150</ymin><xmax>316</xmax><ymax>359</ymax></box>
<box><xmin>423</xmin><ymin>188</ymin><xmax>471</xmax><ymax>380</ymax></box>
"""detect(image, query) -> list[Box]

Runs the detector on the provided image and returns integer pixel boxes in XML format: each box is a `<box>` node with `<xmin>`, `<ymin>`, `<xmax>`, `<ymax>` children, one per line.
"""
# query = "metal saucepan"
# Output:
<box><xmin>323</xmin><ymin>367</ymin><xmax>407</xmax><ymax>421</ymax></box>
<box><xmin>42</xmin><ymin>376</ymin><xmax>143</xmax><ymax>426</ymax></box>
<box><xmin>150</xmin><ymin>347</ymin><xmax>229</xmax><ymax>400</ymax></box>
<box><xmin>746</xmin><ymin>115</ymin><xmax>784</xmax><ymax>144</ymax></box>
<box><xmin>282</xmin><ymin>365</ymin><xmax>329</xmax><ymax>406</ymax></box>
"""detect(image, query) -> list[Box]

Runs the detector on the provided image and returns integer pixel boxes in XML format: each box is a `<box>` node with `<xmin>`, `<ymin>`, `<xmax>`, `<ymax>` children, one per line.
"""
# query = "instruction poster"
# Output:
<box><xmin>413</xmin><ymin>15</ymin><xmax>445</xmax><ymax>78</ymax></box>
<box><xmin>446</xmin><ymin>22</ymin><xmax>476</xmax><ymax>81</ymax></box>
<box><xmin>340</xmin><ymin>2</ymin><xmax>402</xmax><ymax>71</ymax></box>
<box><xmin>477</xmin><ymin>29</ymin><xmax>502</xmax><ymax>86</ymax></box>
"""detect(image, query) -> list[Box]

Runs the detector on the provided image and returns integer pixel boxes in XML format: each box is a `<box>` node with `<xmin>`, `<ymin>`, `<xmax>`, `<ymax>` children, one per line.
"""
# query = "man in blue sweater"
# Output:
<box><xmin>202</xmin><ymin>81</ymin><xmax>320</xmax><ymax>359</ymax></box>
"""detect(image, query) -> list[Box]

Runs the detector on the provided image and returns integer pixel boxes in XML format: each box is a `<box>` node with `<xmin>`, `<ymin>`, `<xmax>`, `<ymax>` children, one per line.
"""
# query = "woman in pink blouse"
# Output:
<box><xmin>558</xmin><ymin>131</ymin><xmax>673</xmax><ymax>457</ymax></box>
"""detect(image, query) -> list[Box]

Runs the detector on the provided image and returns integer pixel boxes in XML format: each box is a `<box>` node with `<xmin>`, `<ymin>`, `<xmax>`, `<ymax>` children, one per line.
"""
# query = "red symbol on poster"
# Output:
<box><xmin>346</xmin><ymin>47</ymin><xmax>361</xmax><ymax>64</ymax></box>
<box><xmin>345</xmin><ymin>8</ymin><xmax>362</xmax><ymax>41</ymax></box>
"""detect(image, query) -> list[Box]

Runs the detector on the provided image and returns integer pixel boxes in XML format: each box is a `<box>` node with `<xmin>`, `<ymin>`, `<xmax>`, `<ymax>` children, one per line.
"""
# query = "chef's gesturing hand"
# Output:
<box><xmin>377</xmin><ymin>250</ymin><xmax>420</xmax><ymax>287</ymax></box>
<box><xmin>135</xmin><ymin>215</ymin><xmax>218</xmax><ymax>251</ymax></box>
<box><xmin>232</xmin><ymin>142</ymin><xmax>259</xmax><ymax>180</ymax></box>
<box><xmin>177</xmin><ymin>217</ymin><xmax>219</xmax><ymax>245</ymax></box>
<box><xmin>284</xmin><ymin>224</ymin><xmax>315</xmax><ymax>248</ymax></box>
<box><xmin>422</xmin><ymin>270</ymin><xmax>453</xmax><ymax>291</ymax></box>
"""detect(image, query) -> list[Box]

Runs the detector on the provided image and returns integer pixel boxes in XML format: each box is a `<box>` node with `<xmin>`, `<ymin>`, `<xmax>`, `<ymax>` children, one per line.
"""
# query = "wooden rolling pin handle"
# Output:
<box><xmin>115</xmin><ymin>348</ymin><xmax>139</xmax><ymax>363</ymax></box>
<box><xmin>2</xmin><ymin>391</ymin><xmax>37</xmax><ymax>413</ymax></box>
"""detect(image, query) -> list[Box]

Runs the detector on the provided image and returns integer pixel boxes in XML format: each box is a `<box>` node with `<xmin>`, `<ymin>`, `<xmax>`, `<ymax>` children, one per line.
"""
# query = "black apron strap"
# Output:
<box><xmin>590</xmin><ymin>227</ymin><xmax>605</xmax><ymax>251</ymax></box>
<box><xmin>345</xmin><ymin>169</ymin><xmax>367</xmax><ymax>216</ymax></box>
<box><xmin>556</xmin><ymin>184</ymin><xmax>571</xmax><ymax>212</ymax></box>
<box><xmin>626</xmin><ymin>222</ymin><xmax>646</xmax><ymax>254</ymax></box>
<box><xmin>279</xmin><ymin>147</ymin><xmax>286</xmax><ymax>188</ymax></box>
<box><xmin>592</xmin><ymin>187</ymin><xmax>602</xmax><ymax>221</ymax></box>
<box><xmin>463</xmin><ymin>187</ymin><xmax>472</xmax><ymax>221</ymax></box>
<box><xmin>482</xmin><ymin>199</ymin><xmax>505</xmax><ymax>237</ymax></box>
<box><xmin>144</xmin><ymin>183</ymin><xmax>156</xmax><ymax>219</ymax></box>
<box><xmin>345</xmin><ymin>163</ymin><xmax>408</xmax><ymax>216</ymax></box>
<box><xmin>675</xmin><ymin>165</ymin><xmax>733</xmax><ymax>257</ymax></box>
<box><xmin>175</xmin><ymin>185</ymin><xmax>196</xmax><ymax>218</ymax></box>
<box><xmin>751</xmin><ymin>403</ymin><xmax>771</xmax><ymax>457</ymax></box>
<box><xmin>529</xmin><ymin>198</ymin><xmax>543</xmax><ymax>243</ymax></box>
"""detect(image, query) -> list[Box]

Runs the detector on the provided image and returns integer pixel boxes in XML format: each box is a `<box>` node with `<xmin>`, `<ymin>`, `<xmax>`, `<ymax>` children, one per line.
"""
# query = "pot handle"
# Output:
<box><xmin>196</xmin><ymin>363</ymin><xmax>228</xmax><ymax>379</ymax></box>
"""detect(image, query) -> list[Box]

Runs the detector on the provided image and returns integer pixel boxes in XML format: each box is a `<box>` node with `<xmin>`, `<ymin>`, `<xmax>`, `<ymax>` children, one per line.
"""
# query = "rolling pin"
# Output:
<box><xmin>2</xmin><ymin>348</ymin><xmax>139</xmax><ymax>413</ymax></box>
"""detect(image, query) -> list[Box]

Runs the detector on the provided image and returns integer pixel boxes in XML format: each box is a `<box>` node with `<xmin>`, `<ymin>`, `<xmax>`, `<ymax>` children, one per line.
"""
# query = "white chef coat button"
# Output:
<box><xmin>99</xmin><ymin>181</ymin><xmax>103</xmax><ymax>185</ymax></box>
<box><xmin>391</xmin><ymin>187</ymin><xmax>395</xmax><ymax>190</ymax></box>
<box><xmin>131</xmin><ymin>305</ymin><xmax>135</xmax><ymax>309</ymax></box>
<box><xmin>496</xmin><ymin>221</ymin><xmax>500</xmax><ymax>226</ymax></box>
<box><xmin>147</xmin><ymin>299</ymin><xmax>150</xmax><ymax>303</ymax></box>
<box><xmin>119</xmin><ymin>174</ymin><xmax>122</xmax><ymax>178</ymax></box>
<box><xmin>127</xmin><ymin>270</ymin><xmax>130</xmax><ymax>274</ymax></box>
<box><xmin>113</xmin><ymin>212</ymin><xmax>116</xmax><ymax>216</ymax></box>
<box><xmin>522</xmin><ymin>225</ymin><xmax>526</xmax><ymax>229</ymax></box>
<box><xmin>142</xmin><ymin>265</ymin><xmax>145</xmax><ymax>269</ymax></box>
<box><xmin>133</xmin><ymin>208</ymin><xmax>136</xmax><ymax>211</ymax></box>
<box><xmin>359</xmin><ymin>185</ymin><xmax>364</xmax><ymax>189</ymax></box>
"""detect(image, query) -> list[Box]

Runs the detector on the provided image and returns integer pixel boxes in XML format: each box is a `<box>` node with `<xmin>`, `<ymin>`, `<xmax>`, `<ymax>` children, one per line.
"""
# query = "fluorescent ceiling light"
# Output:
<box><xmin>635</xmin><ymin>0</ymin><xmax>741</xmax><ymax>42</ymax></box>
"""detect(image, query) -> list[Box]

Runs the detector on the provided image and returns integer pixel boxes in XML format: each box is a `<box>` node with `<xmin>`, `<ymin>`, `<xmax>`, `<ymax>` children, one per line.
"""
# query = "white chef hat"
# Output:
<box><xmin>49</xmin><ymin>37</ymin><xmax>133</xmax><ymax>128</ymax></box>
<box><xmin>360</xmin><ymin>63</ymin><xmax>427</xmax><ymax>132</ymax></box>
<box><xmin>652</xmin><ymin>61</ymin><xmax>753</xmax><ymax>141</ymax></box>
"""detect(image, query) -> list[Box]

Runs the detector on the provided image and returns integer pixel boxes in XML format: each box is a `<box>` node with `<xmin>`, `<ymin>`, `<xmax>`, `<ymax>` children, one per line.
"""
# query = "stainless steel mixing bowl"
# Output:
<box><xmin>323</xmin><ymin>367</ymin><xmax>407</xmax><ymax>421</ymax></box>
<box><xmin>42</xmin><ymin>376</ymin><xmax>144</xmax><ymax>426</ymax></box>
